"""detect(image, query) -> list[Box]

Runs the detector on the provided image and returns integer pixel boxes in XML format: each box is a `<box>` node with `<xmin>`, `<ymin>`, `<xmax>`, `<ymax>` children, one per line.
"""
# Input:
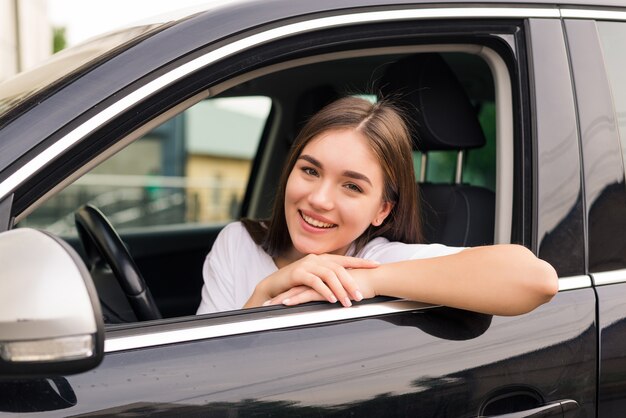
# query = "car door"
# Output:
<box><xmin>0</xmin><ymin>3</ymin><xmax>597</xmax><ymax>417</ymax></box>
<box><xmin>564</xmin><ymin>13</ymin><xmax>626</xmax><ymax>417</ymax></box>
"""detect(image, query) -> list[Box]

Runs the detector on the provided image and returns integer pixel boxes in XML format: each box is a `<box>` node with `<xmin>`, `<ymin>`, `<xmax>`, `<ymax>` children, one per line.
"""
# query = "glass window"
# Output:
<box><xmin>19</xmin><ymin>96</ymin><xmax>272</xmax><ymax>235</ymax></box>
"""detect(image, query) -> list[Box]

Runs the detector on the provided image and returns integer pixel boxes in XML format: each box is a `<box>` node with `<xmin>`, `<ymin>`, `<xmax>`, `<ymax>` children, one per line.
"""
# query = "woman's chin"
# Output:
<box><xmin>292</xmin><ymin>240</ymin><xmax>351</xmax><ymax>256</ymax></box>
<box><xmin>292</xmin><ymin>240</ymin><xmax>331</xmax><ymax>256</ymax></box>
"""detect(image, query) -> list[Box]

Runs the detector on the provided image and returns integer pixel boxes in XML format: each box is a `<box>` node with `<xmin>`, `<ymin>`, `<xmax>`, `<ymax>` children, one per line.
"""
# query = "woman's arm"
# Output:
<box><xmin>357</xmin><ymin>244</ymin><xmax>558</xmax><ymax>316</ymax></box>
<box><xmin>272</xmin><ymin>244</ymin><xmax>558</xmax><ymax>316</ymax></box>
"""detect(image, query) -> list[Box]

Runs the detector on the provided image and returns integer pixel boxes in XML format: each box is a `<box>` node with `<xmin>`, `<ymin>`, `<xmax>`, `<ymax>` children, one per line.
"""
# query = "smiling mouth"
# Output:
<box><xmin>300</xmin><ymin>211</ymin><xmax>336</xmax><ymax>229</ymax></box>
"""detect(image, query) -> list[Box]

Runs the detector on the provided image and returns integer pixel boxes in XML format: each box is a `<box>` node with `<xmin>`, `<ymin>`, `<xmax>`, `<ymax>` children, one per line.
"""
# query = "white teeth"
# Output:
<box><xmin>301</xmin><ymin>212</ymin><xmax>335</xmax><ymax>228</ymax></box>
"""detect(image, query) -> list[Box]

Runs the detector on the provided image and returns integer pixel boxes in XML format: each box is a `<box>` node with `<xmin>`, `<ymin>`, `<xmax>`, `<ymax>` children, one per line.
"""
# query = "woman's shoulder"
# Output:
<box><xmin>215</xmin><ymin>221</ymin><xmax>258</xmax><ymax>248</ymax></box>
<box><xmin>358</xmin><ymin>237</ymin><xmax>465</xmax><ymax>263</ymax></box>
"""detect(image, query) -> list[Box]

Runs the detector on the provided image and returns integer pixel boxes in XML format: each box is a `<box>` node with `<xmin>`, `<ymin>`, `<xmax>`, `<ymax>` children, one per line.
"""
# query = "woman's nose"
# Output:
<box><xmin>308</xmin><ymin>182</ymin><xmax>334</xmax><ymax>210</ymax></box>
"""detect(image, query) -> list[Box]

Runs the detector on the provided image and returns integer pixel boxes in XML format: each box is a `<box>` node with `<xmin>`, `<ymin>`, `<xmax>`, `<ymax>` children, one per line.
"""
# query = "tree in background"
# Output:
<box><xmin>53</xmin><ymin>26</ymin><xmax>66</xmax><ymax>53</ymax></box>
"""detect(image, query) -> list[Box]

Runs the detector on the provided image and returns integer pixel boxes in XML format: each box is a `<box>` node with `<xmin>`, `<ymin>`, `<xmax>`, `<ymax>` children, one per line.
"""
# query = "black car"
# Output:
<box><xmin>1</xmin><ymin>0</ymin><xmax>626</xmax><ymax>416</ymax></box>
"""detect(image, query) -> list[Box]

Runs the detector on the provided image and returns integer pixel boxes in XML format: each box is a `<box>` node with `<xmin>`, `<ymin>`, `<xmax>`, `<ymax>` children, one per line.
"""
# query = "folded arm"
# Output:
<box><xmin>265</xmin><ymin>244</ymin><xmax>558</xmax><ymax>316</ymax></box>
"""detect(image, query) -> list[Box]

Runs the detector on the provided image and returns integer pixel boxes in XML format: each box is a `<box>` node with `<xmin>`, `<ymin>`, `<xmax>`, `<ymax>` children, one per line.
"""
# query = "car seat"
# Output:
<box><xmin>378</xmin><ymin>53</ymin><xmax>495</xmax><ymax>246</ymax></box>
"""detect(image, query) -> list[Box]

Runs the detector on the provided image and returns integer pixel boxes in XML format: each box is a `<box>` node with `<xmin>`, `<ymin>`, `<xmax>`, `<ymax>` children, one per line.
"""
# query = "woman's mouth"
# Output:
<box><xmin>300</xmin><ymin>211</ymin><xmax>336</xmax><ymax>229</ymax></box>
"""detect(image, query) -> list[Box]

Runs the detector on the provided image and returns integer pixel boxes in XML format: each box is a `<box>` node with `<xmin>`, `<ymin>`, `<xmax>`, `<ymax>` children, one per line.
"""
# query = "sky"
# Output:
<box><xmin>46</xmin><ymin>0</ymin><xmax>221</xmax><ymax>46</ymax></box>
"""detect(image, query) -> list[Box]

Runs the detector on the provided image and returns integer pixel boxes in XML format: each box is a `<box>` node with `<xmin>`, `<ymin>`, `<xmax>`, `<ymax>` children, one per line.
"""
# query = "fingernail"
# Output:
<box><xmin>355</xmin><ymin>290</ymin><xmax>363</xmax><ymax>301</ymax></box>
<box><xmin>262</xmin><ymin>300</ymin><xmax>271</xmax><ymax>306</ymax></box>
<box><xmin>282</xmin><ymin>298</ymin><xmax>291</xmax><ymax>305</ymax></box>
<box><xmin>330</xmin><ymin>295</ymin><xmax>338</xmax><ymax>303</ymax></box>
<box><xmin>371</xmin><ymin>260</ymin><xmax>381</xmax><ymax>265</ymax></box>
<box><xmin>343</xmin><ymin>297</ymin><xmax>352</xmax><ymax>307</ymax></box>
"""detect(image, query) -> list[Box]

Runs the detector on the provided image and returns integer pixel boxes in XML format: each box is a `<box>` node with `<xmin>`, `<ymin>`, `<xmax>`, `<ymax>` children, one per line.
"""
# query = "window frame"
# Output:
<box><xmin>96</xmin><ymin>26</ymin><xmax>521</xmax><ymax>341</ymax></box>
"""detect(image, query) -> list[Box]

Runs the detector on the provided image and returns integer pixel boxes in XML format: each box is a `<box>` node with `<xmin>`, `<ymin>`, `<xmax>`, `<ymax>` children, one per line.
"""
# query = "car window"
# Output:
<box><xmin>18</xmin><ymin>96</ymin><xmax>272</xmax><ymax>235</ymax></box>
<box><xmin>597</xmin><ymin>21</ymin><xmax>626</xmax><ymax>173</ymax></box>
<box><xmin>16</xmin><ymin>44</ymin><xmax>505</xmax><ymax>322</ymax></box>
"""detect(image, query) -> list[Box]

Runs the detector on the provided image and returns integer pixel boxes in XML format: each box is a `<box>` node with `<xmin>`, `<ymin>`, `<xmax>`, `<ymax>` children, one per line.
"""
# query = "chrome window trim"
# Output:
<box><xmin>592</xmin><ymin>269</ymin><xmax>626</xmax><ymax>286</ymax></box>
<box><xmin>105</xmin><ymin>273</ymin><xmax>591</xmax><ymax>353</ymax></box>
<box><xmin>561</xmin><ymin>8</ymin><xmax>626</xmax><ymax>21</ymax></box>
<box><xmin>558</xmin><ymin>275</ymin><xmax>592</xmax><ymax>291</ymax></box>
<box><xmin>0</xmin><ymin>6</ymin><xmax>559</xmax><ymax>201</ymax></box>
<box><xmin>105</xmin><ymin>300</ymin><xmax>434</xmax><ymax>353</ymax></box>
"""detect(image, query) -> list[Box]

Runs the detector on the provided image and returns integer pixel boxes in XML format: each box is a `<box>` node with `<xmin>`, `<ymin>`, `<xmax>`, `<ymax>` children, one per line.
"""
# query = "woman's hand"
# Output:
<box><xmin>244</xmin><ymin>254</ymin><xmax>379</xmax><ymax>308</ymax></box>
<box><xmin>263</xmin><ymin>266</ymin><xmax>379</xmax><ymax>307</ymax></box>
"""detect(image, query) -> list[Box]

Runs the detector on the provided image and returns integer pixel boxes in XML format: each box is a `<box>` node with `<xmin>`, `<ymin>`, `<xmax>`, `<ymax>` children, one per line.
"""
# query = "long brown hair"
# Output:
<box><xmin>244</xmin><ymin>96</ymin><xmax>422</xmax><ymax>256</ymax></box>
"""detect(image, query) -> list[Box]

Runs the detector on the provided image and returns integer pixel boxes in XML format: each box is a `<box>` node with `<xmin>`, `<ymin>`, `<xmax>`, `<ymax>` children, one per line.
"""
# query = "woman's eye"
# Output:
<box><xmin>345</xmin><ymin>183</ymin><xmax>363</xmax><ymax>193</ymax></box>
<box><xmin>302</xmin><ymin>167</ymin><xmax>318</xmax><ymax>176</ymax></box>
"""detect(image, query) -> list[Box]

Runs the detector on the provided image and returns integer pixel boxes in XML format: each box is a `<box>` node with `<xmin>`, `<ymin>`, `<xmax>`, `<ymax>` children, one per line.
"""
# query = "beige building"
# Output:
<box><xmin>0</xmin><ymin>0</ymin><xmax>51</xmax><ymax>82</ymax></box>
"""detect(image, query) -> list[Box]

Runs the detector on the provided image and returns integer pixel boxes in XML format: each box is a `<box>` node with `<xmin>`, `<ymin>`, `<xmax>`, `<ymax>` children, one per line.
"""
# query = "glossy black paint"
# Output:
<box><xmin>596</xmin><ymin>283</ymin><xmax>626</xmax><ymax>416</ymax></box>
<box><xmin>565</xmin><ymin>19</ymin><xmax>626</xmax><ymax>417</ymax></box>
<box><xmin>2</xmin><ymin>290</ymin><xmax>593</xmax><ymax>417</ymax></box>
<box><xmin>529</xmin><ymin>19</ymin><xmax>586</xmax><ymax>277</ymax></box>
<box><xmin>564</xmin><ymin>19</ymin><xmax>626</xmax><ymax>273</ymax></box>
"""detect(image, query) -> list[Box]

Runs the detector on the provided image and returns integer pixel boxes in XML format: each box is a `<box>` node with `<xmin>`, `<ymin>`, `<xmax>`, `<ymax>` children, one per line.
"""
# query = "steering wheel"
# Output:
<box><xmin>75</xmin><ymin>204</ymin><xmax>162</xmax><ymax>321</ymax></box>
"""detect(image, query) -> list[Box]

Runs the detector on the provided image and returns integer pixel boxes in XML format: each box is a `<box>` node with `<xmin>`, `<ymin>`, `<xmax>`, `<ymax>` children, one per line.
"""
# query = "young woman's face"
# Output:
<box><xmin>284</xmin><ymin>128</ymin><xmax>392</xmax><ymax>259</ymax></box>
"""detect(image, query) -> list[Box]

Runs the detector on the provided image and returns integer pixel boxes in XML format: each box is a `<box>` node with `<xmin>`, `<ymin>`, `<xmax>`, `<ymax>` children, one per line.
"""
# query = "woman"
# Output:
<box><xmin>197</xmin><ymin>97</ymin><xmax>558</xmax><ymax>316</ymax></box>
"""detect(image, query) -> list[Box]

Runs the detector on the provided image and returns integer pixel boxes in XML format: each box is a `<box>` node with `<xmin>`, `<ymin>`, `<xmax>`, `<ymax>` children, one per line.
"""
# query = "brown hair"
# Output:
<box><xmin>244</xmin><ymin>96</ymin><xmax>422</xmax><ymax>256</ymax></box>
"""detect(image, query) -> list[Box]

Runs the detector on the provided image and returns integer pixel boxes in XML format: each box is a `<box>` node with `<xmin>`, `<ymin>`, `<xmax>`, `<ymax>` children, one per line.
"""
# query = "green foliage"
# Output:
<box><xmin>53</xmin><ymin>27</ymin><xmax>67</xmax><ymax>53</ymax></box>
<box><xmin>464</xmin><ymin>102</ymin><xmax>496</xmax><ymax>191</ymax></box>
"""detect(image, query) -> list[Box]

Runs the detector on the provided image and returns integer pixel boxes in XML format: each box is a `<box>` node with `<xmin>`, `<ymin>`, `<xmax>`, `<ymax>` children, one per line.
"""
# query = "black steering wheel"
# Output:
<box><xmin>75</xmin><ymin>204</ymin><xmax>162</xmax><ymax>321</ymax></box>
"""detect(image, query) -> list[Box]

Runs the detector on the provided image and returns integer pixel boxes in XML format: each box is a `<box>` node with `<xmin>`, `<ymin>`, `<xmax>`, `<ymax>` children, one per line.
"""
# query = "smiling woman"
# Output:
<box><xmin>196</xmin><ymin>97</ymin><xmax>558</xmax><ymax>316</ymax></box>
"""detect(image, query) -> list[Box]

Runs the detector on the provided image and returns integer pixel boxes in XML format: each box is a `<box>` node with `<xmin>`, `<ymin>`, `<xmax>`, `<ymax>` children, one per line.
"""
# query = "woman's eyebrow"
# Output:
<box><xmin>343</xmin><ymin>170</ymin><xmax>372</xmax><ymax>186</ymax></box>
<box><xmin>299</xmin><ymin>154</ymin><xmax>321</xmax><ymax>167</ymax></box>
<box><xmin>299</xmin><ymin>154</ymin><xmax>372</xmax><ymax>186</ymax></box>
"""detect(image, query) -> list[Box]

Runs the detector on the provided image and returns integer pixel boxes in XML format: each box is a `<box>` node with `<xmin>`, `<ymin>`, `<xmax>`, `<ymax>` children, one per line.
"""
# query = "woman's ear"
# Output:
<box><xmin>372</xmin><ymin>201</ymin><xmax>394</xmax><ymax>226</ymax></box>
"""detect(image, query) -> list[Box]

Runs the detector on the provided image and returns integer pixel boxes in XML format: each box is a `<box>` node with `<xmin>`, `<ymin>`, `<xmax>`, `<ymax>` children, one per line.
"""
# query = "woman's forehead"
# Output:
<box><xmin>300</xmin><ymin>128</ymin><xmax>384</xmax><ymax>178</ymax></box>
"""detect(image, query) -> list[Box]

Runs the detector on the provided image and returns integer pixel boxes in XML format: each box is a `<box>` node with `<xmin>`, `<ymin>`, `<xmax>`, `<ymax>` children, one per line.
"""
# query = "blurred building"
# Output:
<box><xmin>0</xmin><ymin>0</ymin><xmax>51</xmax><ymax>82</ymax></box>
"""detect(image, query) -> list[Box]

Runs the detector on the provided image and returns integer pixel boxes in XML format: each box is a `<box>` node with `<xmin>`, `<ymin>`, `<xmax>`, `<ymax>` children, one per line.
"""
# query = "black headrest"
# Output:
<box><xmin>378</xmin><ymin>54</ymin><xmax>485</xmax><ymax>152</ymax></box>
<box><xmin>290</xmin><ymin>85</ymin><xmax>338</xmax><ymax>142</ymax></box>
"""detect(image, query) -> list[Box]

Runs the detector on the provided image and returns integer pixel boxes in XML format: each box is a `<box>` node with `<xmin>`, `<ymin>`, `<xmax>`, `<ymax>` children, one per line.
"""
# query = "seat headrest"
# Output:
<box><xmin>290</xmin><ymin>85</ymin><xmax>339</xmax><ymax>142</ymax></box>
<box><xmin>378</xmin><ymin>53</ymin><xmax>485</xmax><ymax>152</ymax></box>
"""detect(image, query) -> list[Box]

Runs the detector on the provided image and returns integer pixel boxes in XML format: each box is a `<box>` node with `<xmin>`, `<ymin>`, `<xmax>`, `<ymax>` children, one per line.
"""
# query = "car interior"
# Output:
<box><xmin>18</xmin><ymin>44</ymin><xmax>508</xmax><ymax>323</ymax></box>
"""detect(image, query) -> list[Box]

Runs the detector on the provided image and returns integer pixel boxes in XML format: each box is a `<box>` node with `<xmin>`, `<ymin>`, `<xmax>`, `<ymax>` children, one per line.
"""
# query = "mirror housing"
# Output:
<box><xmin>0</xmin><ymin>229</ymin><xmax>104</xmax><ymax>377</ymax></box>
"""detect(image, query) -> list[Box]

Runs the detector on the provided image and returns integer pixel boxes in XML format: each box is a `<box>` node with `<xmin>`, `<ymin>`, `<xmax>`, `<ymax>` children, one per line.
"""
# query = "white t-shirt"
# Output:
<box><xmin>196</xmin><ymin>221</ymin><xmax>464</xmax><ymax>314</ymax></box>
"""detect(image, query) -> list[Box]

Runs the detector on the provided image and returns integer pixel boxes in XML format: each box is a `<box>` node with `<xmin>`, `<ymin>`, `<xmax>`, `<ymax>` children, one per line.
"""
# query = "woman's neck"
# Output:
<box><xmin>274</xmin><ymin>246</ymin><xmax>304</xmax><ymax>268</ymax></box>
<box><xmin>274</xmin><ymin>242</ymin><xmax>355</xmax><ymax>268</ymax></box>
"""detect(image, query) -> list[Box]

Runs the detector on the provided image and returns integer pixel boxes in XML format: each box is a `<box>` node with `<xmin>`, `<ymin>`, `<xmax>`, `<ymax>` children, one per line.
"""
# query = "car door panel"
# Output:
<box><xmin>565</xmin><ymin>18</ymin><xmax>626</xmax><ymax>418</ymax></box>
<box><xmin>594</xmin><ymin>280</ymin><xmax>626</xmax><ymax>415</ymax></box>
<box><xmin>2</xmin><ymin>289</ymin><xmax>593</xmax><ymax>417</ymax></box>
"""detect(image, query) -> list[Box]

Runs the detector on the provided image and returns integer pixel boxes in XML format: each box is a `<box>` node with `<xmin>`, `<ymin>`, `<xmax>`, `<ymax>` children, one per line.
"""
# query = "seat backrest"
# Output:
<box><xmin>378</xmin><ymin>53</ymin><xmax>495</xmax><ymax>246</ymax></box>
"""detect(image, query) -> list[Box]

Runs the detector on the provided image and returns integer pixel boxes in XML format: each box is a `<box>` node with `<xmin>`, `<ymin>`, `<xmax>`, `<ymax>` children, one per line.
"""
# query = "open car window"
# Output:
<box><xmin>16</xmin><ymin>39</ymin><xmax>507</xmax><ymax>323</ymax></box>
